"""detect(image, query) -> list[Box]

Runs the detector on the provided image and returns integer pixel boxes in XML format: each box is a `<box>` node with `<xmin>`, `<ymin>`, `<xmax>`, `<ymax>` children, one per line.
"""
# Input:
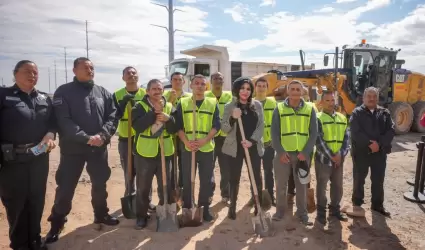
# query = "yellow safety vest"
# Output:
<box><xmin>205</xmin><ymin>90</ymin><xmax>233</xmax><ymax>137</ymax></box>
<box><xmin>317</xmin><ymin>111</ymin><xmax>347</xmax><ymax>153</ymax></box>
<box><xmin>135</xmin><ymin>101</ymin><xmax>174</xmax><ymax>157</ymax></box>
<box><xmin>163</xmin><ymin>90</ymin><xmax>192</xmax><ymax>107</ymax></box>
<box><xmin>277</xmin><ymin>101</ymin><xmax>314</xmax><ymax>152</ymax></box>
<box><xmin>115</xmin><ymin>87</ymin><xmax>146</xmax><ymax>138</ymax></box>
<box><xmin>256</xmin><ymin>97</ymin><xmax>276</xmax><ymax>143</ymax></box>
<box><xmin>180</xmin><ymin>96</ymin><xmax>217</xmax><ymax>152</ymax></box>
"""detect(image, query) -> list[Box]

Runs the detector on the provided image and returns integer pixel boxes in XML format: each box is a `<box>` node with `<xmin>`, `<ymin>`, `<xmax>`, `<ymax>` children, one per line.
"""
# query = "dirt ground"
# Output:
<box><xmin>1</xmin><ymin>134</ymin><xmax>425</xmax><ymax>250</ymax></box>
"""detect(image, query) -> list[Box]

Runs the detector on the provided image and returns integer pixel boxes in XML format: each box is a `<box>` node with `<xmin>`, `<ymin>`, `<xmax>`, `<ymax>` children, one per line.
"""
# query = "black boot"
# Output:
<box><xmin>203</xmin><ymin>206</ymin><xmax>213</xmax><ymax>222</ymax></box>
<box><xmin>45</xmin><ymin>215</ymin><xmax>67</xmax><ymax>244</ymax></box>
<box><xmin>94</xmin><ymin>214</ymin><xmax>120</xmax><ymax>226</ymax></box>
<box><xmin>135</xmin><ymin>217</ymin><xmax>148</xmax><ymax>230</ymax></box>
<box><xmin>227</xmin><ymin>184</ymin><xmax>239</xmax><ymax>220</ymax></box>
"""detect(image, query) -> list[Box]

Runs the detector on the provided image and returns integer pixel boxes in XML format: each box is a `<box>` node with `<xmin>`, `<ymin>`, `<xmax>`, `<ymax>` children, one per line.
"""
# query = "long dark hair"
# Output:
<box><xmin>232</xmin><ymin>76</ymin><xmax>256</xmax><ymax>112</ymax></box>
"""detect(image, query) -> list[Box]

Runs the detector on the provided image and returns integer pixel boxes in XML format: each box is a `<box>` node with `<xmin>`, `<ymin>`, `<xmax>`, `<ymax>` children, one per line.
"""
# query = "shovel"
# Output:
<box><xmin>156</xmin><ymin>135</ymin><xmax>179</xmax><ymax>232</ymax></box>
<box><xmin>181</xmin><ymin>97</ymin><xmax>203</xmax><ymax>227</ymax></box>
<box><xmin>237</xmin><ymin>117</ymin><xmax>275</xmax><ymax>238</ymax></box>
<box><xmin>120</xmin><ymin>102</ymin><xmax>137</xmax><ymax>219</ymax></box>
<box><xmin>170</xmin><ymin>136</ymin><xmax>182</xmax><ymax>211</ymax></box>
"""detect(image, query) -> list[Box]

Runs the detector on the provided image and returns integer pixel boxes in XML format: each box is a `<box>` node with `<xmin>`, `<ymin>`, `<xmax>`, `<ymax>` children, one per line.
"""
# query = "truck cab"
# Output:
<box><xmin>167</xmin><ymin>45</ymin><xmax>231</xmax><ymax>92</ymax></box>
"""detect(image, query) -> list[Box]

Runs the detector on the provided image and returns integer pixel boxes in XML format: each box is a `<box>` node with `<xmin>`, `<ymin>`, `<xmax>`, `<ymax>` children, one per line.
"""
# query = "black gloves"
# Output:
<box><xmin>119</xmin><ymin>94</ymin><xmax>135</xmax><ymax>110</ymax></box>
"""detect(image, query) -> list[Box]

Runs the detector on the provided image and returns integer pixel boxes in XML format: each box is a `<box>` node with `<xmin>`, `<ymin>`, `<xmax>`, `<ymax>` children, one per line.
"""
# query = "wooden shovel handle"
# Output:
<box><xmin>237</xmin><ymin>117</ymin><xmax>262</xmax><ymax>212</ymax></box>
<box><xmin>159</xmin><ymin>134</ymin><xmax>169</xmax><ymax>203</ymax></box>
<box><xmin>126</xmin><ymin>103</ymin><xmax>133</xmax><ymax>193</ymax></box>
<box><xmin>191</xmin><ymin>97</ymin><xmax>197</xmax><ymax>205</ymax></box>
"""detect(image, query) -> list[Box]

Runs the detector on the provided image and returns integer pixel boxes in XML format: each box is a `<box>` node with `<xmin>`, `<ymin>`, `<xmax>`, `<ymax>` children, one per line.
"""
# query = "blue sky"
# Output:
<box><xmin>0</xmin><ymin>0</ymin><xmax>424</xmax><ymax>92</ymax></box>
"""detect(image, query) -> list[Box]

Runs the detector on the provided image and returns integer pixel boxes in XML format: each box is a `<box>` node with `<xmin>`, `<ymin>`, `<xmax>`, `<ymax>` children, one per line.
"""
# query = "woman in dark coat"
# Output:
<box><xmin>221</xmin><ymin>77</ymin><xmax>264</xmax><ymax>219</ymax></box>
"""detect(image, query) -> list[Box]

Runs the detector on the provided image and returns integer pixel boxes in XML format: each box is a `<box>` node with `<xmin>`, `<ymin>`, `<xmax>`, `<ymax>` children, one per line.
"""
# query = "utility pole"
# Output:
<box><xmin>151</xmin><ymin>0</ymin><xmax>184</xmax><ymax>63</ymax></box>
<box><xmin>85</xmin><ymin>20</ymin><xmax>89</xmax><ymax>59</ymax></box>
<box><xmin>1</xmin><ymin>77</ymin><xmax>3</xmax><ymax>87</ymax></box>
<box><xmin>48</xmin><ymin>67</ymin><xmax>51</xmax><ymax>93</ymax></box>
<box><xmin>54</xmin><ymin>60</ymin><xmax>57</xmax><ymax>90</ymax></box>
<box><xmin>64</xmin><ymin>47</ymin><xmax>68</xmax><ymax>83</ymax></box>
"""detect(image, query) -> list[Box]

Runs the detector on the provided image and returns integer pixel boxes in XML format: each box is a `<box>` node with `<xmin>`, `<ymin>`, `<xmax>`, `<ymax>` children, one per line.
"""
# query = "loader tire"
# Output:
<box><xmin>388</xmin><ymin>102</ymin><xmax>413</xmax><ymax>135</ymax></box>
<box><xmin>411</xmin><ymin>101</ymin><xmax>425</xmax><ymax>133</ymax></box>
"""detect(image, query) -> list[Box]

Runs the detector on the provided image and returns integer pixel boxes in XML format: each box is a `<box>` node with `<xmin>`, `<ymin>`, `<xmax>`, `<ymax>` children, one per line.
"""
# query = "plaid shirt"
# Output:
<box><xmin>315</xmin><ymin>112</ymin><xmax>350</xmax><ymax>166</ymax></box>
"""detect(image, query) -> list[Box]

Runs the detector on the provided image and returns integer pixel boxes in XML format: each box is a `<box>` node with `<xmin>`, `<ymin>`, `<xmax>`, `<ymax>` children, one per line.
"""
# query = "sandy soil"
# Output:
<box><xmin>1</xmin><ymin>134</ymin><xmax>425</xmax><ymax>250</ymax></box>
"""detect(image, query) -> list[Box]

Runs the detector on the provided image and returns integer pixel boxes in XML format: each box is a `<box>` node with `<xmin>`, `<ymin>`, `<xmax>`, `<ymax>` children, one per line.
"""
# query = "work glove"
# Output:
<box><xmin>119</xmin><ymin>94</ymin><xmax>135</xmax><ymax>110</ymax></box>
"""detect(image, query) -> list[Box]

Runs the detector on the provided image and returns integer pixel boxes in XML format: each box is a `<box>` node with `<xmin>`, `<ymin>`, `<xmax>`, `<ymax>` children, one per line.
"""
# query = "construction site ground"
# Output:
<box><xmin>1</xmin><ymin>134</ymin><xmax>425</xmax><ymax>250</ymax></box>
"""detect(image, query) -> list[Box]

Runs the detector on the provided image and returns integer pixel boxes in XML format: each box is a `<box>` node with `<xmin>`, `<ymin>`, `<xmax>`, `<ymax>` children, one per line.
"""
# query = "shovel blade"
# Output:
<box><xmin>180</xmin><ymin>207</ymin><xmax>203</xmax><ymax>227</ymax></box>
<box><xmin>156</xmin><ymin>203</ymin><xmax>179</xmax><ymax>232</ymax></box>
<box><xmin>120</xmin><ymin>194</ymin><xmax>136</xmax><ymax>219</ymax></box>
<box><xmin>251</xmin><ymin>210</ymin><xmax>275</xmax><ymax>238</ymax></box>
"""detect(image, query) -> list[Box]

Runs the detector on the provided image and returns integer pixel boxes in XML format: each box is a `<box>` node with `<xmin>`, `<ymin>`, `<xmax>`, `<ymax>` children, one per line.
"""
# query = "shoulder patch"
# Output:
<box><xmin>53</xmin><ymin>97</ymin><xmax>63</xmax><ymax>106</ymax></box>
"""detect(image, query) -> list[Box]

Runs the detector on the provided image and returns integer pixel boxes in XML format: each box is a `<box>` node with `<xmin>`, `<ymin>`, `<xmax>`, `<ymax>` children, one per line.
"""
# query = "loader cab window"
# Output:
<box><xmin>373</xmin><ymin>52</ymin><xmax>396</xmax><ymax>104</ymax></box>
<box><xmin>194</xmin><ymin>63</ymin><xmax>210</xmax><ymax>77</ymax></box>
<box><xmin>348</xmin><ymin>51</ymin><xmax>374</xmax><ymax>98</ymax></box>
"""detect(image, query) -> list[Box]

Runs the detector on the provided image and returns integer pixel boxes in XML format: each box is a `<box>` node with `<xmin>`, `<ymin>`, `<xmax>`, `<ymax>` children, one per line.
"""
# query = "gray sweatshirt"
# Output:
<box><xmin>271</xmin><ymin>99</ymin><xmax>318</xmax><ymax>157</ymax></box>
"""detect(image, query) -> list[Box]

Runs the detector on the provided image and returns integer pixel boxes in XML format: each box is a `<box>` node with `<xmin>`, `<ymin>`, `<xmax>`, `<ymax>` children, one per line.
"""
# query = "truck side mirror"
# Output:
<box><xmin>355</xmin><ymin>55</ymin><xmax>362</xmax><ymax>67</ymax></box>
<box><xmin>324</xmin><ymin>55</ymin><xmax>329</xmax><ymax>66</ymax></box>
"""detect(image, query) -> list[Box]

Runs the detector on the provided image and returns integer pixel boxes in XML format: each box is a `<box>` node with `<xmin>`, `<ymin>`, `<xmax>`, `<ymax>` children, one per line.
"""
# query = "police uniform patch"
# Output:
<box><xmin>5</xmin><ymin>96</ymin><xmax>21</xmax><ymax>101</ymax></box>
<box><xmin>53</xmin><ymin>97</ymin><xmax>63</xmax><ymax>105</ymax></box>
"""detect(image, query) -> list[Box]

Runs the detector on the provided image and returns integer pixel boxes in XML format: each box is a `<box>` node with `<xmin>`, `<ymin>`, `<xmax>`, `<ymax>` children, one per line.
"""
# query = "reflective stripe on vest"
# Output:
<box><xmin>115</xmin><ymin>87</ymin><xmax>146</xmax><ymax>138</ymax></box>
<box><xmin>135</xmin><ymin>101</ymin><xmax>174</xmax><ymax>157</ymax></box>
<box><xmin>261</xmin><ymin>97</ymin><xmax>277</xmax><ymax>143</ymax></box>
<box><xmin>163</xmin><ymin>90</ymin><xmax>192</xmax><ymax>107</ymax></box>
<box><xmin>277</xmin><ymin>101</ymin><xmax>313</xmax><ymax>152</ymax></box>
<box><xmin>317</xmin><ymin>112</ymin><xmax>347</xmax><ymax>153</ymax></box>
<box><xmin>181</xmin><ymin>96</ymin><xmax>217</xmax><ymax>152</ymax></box>
<box><xmin>205</xmin><ymin>90</ymin><xmax>233</xmax><ymax>137</ymax></box>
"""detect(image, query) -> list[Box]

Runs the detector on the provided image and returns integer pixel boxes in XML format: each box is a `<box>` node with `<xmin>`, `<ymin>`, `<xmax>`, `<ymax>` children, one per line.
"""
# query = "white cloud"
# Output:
<box><xmin>223</xmin><ymin>3</ymin><xmax>258</xmax><ymax>24</ymax></box>
<box><xmin>260</xmin><ymin>0</ymin><xmax>276</xmax><ymax>7</ymax></box>
<box><xmin>315</xmin><ymin>7</ymin><xmax>335</xmax><ymax>13</ymax></box>
<box><xmin>179</xmin><ymin>0</ymin><xmax>197</xmax><ymax>3</ymax></box>
<box><xmin>335</xmin><ymin>0</ymin><xmax>358</xmax><ymax>3</ymax></box>
<box><xmin>0</xmin><ymin>0</ymin><xmax>209</xmax><ymax>93</ymax></box>
<box><xmin>219</xmin><ymin>2</ymin><xmax>425</xmax><ymax>74</ymax></box>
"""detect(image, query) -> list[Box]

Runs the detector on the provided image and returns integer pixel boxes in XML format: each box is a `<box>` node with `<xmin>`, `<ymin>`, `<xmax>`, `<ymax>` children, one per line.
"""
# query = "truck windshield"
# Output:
<box><xmin>169</xmin><ymin>61</ymin><xmax>188</xmax><ymax>75</ymax></box>
<box><xmin>352</xmin><ymin>51</ymin><xmax>374</xmax><ymax>76</ymax></box>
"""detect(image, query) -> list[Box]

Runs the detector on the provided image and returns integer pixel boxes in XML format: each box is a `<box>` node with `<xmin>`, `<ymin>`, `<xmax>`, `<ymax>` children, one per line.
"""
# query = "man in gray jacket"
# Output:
<box><xmin>271</xmin><ymin>80</ymin><xmax>318</xmax><ymax>226</ymax></box>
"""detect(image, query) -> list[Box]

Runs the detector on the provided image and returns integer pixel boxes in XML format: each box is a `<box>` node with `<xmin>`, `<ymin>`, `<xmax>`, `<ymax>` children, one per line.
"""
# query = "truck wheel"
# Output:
<box><xmin>388</xmin><ymin>102</ymin><xmax>413</xmax><ymax>135</ymax></box>
<box><xmin>411</xmin><ymin>101</ymin><xmax>425</xmax><ymax>133</ymax></box>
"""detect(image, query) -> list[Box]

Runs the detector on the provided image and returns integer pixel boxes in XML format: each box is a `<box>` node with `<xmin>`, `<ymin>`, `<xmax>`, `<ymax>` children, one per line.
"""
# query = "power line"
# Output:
<box><xmin>54</xmin><ymin>60</ymin><xmax>57</xmax><ymax>90</ymax></box>
<box><xmin>64</xmin><ymin>47</ymin><xmax>68</xmax><ymax>83</ymax></box>
<box><xmin>150</xmin><ymin>0</ymin><xmax>185</xmax><ymax>63</ymax></box>
<box><xmin>86</xmin><ymin>20</ymin><xmax>89</xmax><ymax>58</ymax></box>
<box><xmin>48</xmin><ymin>67</ymin><xmax>51</xmax><ymax>93</ymax></box>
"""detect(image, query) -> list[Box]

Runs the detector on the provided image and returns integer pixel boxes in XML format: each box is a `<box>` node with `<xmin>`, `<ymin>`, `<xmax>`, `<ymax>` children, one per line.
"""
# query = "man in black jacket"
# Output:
<box><xmin>45</xmin><ymin>57</ymin><xmax>119</xmax><ymax>244</ymax></box>
<box><xmin>350</xmin><ymin>87</ymin><xmax>395</xmax><ymax>217</ymax></box>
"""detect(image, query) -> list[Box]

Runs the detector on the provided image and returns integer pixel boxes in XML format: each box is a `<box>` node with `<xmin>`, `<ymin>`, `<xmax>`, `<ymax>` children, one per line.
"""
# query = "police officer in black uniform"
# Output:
<box><xmin>0</xmin><ymin>60</ymin><xmax>56</xmax><ymax>250</ymax></box>
<box><xmin>45</xmin><ymin>57</ymin><xmax>119</xmax><ymax>244</ymax></box>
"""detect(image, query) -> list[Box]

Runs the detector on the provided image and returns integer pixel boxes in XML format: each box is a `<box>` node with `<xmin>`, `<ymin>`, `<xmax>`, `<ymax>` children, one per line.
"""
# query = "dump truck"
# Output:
<box><xmin>165</xmin><ymin>44</ymin><xmax>314</xmax><ymax>92</ymax></box>
<box><xmin>252</xmin><ymin>40</ymin><xmax>425</xmax><ymax>134</ymax></box>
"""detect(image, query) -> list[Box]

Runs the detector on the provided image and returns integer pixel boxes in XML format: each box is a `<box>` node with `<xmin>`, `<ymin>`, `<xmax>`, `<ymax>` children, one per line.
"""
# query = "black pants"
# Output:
<box><xmin>0</xmin><ymin>154</ymin><xmax>49</xmax><ymax>249</ymax></box>
<box><xmin>118</xmin><ymin>140</ymin><xmax>153</xmax><ymax>201</ymax></box>
<box><xmin>262</xmin><ymin>146</ymin><xmax>275</xmax><ymax>200</ymax></box>
<box><xmin>170</xmin><ymin>137</ymin><xmax>183</xmax><ymax>189</ymax></box>
<box><xmin>135</xmin><ymin>155</ymin><xmax>172</xmax><ymax>218</ymax></box>
<box><xmin>48</xmin><ymin>149</ymin><xmax>111</xmax><ymax>224</ymax></box>
<box><xmin>352</xmin><ymin>152</ymin><xmax>387</xmax><ymax>208</ymax></box>
<box><xmin>181</xmin><ymin>150</ymin><xmax>214</xmax><ymax>208</ymax></box>
<box><xmin>212</xmin><ymin>136</ymin><xmax>229</xmax><ymax>199</ymax></box>
<box><xmin>229</xmin><ymin>146</ymin><xmax>262</xmax><ymax>209</ymax></box>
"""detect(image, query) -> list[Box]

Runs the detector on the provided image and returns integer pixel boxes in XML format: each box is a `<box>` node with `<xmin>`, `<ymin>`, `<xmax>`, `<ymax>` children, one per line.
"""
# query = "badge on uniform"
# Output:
<box><xmin>5</xmin><ymin>96</ymin><xmax>21</xmax><ymax>101</ymax></box>
<box><xmin>53</xmin><ymin>97</ymin><xmax>63</xmax><ymax>106</ymax></box>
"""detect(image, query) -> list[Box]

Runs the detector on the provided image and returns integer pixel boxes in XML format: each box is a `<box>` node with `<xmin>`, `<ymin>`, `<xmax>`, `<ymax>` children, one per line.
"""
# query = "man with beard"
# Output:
<box><xmin>131</xmin><ymin>79</ymin><xmax>177</xmax><ymax>229</ymax></box>
<box><xmin>112</xmin><ymin>67</ymin><xmax>156</xmax><ymax>213</ymax></box>
<box><xmin>45</xmin><ymin>57</ymin><xmax>119</xmax><ymax>244</ymax></box>
<box><xmin>205</xmin><ymin>72</ymin><xmax>233</xmax><ymax>204</ymax></box>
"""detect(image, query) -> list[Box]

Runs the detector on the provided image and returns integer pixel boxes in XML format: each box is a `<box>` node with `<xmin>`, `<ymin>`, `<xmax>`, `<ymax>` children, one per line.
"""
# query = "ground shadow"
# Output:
<box><xmin>391</xmin><ymin>133</ymin><xmax>423</xmax><ymax>153</ymax></box>
<box><xmin>348</xmin><ymin>213</ymin><xmax>405</xmax><ymax>250</ymax></box>
<box><xmin>45</xmin><ymin>203</ymin><xmax>218</xmax><ymax>250</ymax></box>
